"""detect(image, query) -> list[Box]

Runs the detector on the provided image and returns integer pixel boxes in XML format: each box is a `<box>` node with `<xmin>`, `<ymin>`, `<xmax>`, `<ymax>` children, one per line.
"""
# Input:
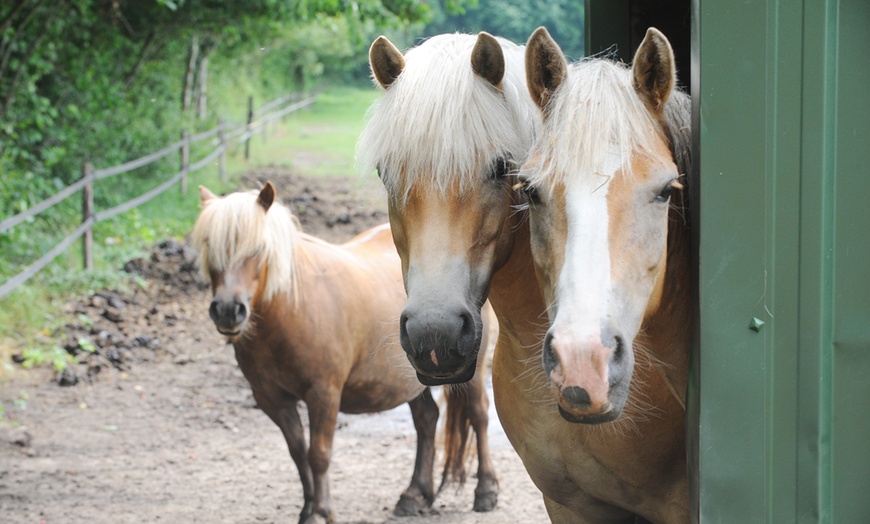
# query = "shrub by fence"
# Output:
<box><xmin>0</xmin><ymin>92</ymin><xmax>318</xmax><ymax>301</ymax></box>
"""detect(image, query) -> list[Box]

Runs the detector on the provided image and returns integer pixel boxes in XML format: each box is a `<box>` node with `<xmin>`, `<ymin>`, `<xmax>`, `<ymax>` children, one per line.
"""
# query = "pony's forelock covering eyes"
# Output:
<box><xmin>191</xmin><ymin>187</ymin><xmax>298</xmax><ymax>303</ymax></box>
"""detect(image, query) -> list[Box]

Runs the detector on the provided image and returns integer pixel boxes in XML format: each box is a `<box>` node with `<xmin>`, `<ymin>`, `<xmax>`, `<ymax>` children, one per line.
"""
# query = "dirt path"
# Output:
<box><xmin>0</xmin><ymin>170</ymin><xmax>548</xmax><ymax>524</ymax></box>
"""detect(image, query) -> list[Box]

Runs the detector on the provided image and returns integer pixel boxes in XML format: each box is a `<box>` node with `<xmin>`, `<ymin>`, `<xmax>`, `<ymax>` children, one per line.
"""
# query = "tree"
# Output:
<box><xmin>422</xmin><ymin>0</ymin><xmax>585</xmax><ymax>58</ymax></box>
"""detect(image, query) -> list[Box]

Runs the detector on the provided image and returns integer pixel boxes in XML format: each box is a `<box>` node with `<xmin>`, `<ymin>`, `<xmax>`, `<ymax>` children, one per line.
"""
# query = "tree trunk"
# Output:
<box><xmin>195</xmin><ymin>49</ymin><xmax>209</xmax><ymax>120</ymax></box>
<box><xmin>182</xmin><ymin>34</ymin><xmax>199</xmax><ymax>112</ymax></box>
<box><xmin>293</xmin><ymin>63</ymin><xmax>304</xmax><ymax>91</ymax></box>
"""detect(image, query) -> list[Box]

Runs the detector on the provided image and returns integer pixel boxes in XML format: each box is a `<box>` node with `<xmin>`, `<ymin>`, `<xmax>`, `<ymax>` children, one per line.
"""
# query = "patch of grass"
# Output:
<box><xmin>242</xmin><ymin>86</ymin><xmax>381</xmax><ymax>177</ymax></box>
<box><xmin>0</xmin><ymin>291</ymin><xmax>72</xmax><ymax>379</ymax></box>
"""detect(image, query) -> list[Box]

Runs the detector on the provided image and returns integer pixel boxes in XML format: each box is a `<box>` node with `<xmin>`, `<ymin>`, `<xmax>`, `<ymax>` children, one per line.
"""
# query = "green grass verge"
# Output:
<box><xmin>0</xmin><ymin>85</ymin><xmax>380</xmax><ymax>377</ymax></box>
<box><xmin>242</xmin><ymin>86</ymin><xmax>380</xmax><ymax>176</ymax></box>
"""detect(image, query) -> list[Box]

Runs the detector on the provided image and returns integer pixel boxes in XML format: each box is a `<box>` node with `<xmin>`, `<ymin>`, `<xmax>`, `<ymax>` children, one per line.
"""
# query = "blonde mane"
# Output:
<box><xmin>357</xmin><ymin>33</ymin><xmax>539</xmax><ymax>202</ymax></box>
<box><xmin>190</xmin><ymin>190</ymin><xmax>298</xmax><ymax>302</ymax></box>
<box><xmin>523</xmin><ymin>58</ymin><xmax>674</xmax><ymax>190</ymax></box>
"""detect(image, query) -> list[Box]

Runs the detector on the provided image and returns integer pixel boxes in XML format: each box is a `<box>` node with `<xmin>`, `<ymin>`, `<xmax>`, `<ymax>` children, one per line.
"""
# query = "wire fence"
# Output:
<box><xmin>0</xmin><ymin>91</ymin><xmax>319</xmax><ymax>301</ymax></box>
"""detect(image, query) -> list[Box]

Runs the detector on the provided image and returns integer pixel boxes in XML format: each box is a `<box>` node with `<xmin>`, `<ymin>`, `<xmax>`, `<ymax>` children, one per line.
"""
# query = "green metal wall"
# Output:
<box><xmin>693</xmin><ymin>0</ymin><xmax>870</xmax><ymax>521</ymax></box>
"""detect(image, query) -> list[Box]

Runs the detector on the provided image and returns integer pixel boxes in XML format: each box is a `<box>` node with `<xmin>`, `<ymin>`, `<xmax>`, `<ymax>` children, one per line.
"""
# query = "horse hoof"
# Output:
<box><xmin>473</xmin><ymin>490</ymin><xmax>498</xmax><ymax>512</ymax></box>
<box><xmin>300</xmin><ymin>513</ymin><xmax>330</xmax><ymax>524</ymax></box>
<box><xmin>393</xmin><ymin>493</ymin><xmax>430</xmax><ymax>517</ymax></box>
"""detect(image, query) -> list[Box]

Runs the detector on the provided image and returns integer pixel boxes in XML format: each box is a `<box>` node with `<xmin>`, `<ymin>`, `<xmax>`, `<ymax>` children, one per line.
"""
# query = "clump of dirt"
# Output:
<box><xmin>47</xmin><ymin>239</ymin><xmax>210</xmax><ymax>387</ymax></box>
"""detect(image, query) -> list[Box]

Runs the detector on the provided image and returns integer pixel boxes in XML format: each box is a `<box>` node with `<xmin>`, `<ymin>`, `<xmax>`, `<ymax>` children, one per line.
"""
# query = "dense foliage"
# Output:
<box><xmin>0</xmin><ymin>0</ymin><xmax>584</xmax><ymax>224</ymax></box>
<box><xmin>0</xmin><ymin>0</ymin><xmax>436</xmax><ymax>283</ymax></box>
<box><xmin>0</xmin><ymin>0</ymin><xmax>430</xmax><ymax>210</ymax></box>
<box><xmin>0</xmin><ymin>0</ymin><xmax>586</xmax><ymax>280</ymax></box>
<box><xmin>421</xmin><ymin>0</ymin><xmax>585</xmax><ymax>59</ymax></box>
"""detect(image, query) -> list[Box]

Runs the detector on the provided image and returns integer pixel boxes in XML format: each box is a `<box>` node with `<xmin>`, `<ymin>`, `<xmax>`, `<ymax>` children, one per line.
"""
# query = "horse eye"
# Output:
<box><xmin>654</xmin><ymin>183</ymin><xmax>675</xmax><ymax>203</ymax></box>
<box><xmin>490</xmin><ymin>157</ymin><xmax>511</xmax><ymax>180</ymax></box>
<box><xmin>517</xmin><ymin>179</ymin><xmax>541</xmax><ymax>204</ymax></box>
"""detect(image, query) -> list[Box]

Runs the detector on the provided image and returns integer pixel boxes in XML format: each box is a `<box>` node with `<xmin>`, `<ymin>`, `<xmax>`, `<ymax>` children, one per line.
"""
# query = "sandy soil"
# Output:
<box><xmin>0</xmin><ymin>169</ymin><xmax>548</xmax><ymax>524</ymax></box>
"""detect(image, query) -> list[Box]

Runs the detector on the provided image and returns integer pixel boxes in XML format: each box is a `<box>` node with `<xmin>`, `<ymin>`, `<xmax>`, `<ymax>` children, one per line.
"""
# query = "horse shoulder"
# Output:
<box><xmin>231</xmin><ymin>314</ymin><xmax>322</xmax><ymax>402</ymax></box>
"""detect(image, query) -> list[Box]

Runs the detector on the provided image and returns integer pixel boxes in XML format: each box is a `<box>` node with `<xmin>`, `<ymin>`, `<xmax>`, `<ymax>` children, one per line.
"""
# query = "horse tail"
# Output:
<box><xmin>437</xmin><ymin>302</ymin><xmax>497</xmax><ymax>492</ymax></box>
<box><xmin>439</xmin><ymin>384</ymin><xmax>473</xmax><ymax>490</ymax></box>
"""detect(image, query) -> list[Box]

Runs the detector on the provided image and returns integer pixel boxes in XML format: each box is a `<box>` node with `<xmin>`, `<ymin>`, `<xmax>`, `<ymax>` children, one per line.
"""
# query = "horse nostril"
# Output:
<box><xmin>542</xmin><ymin>332</ymin><xmax>558</xmax><ymax>373</ymax></box>
<box><xmin>561</xmin><ymin>386</ymin><xmax>592</xmax><ymax>408</ymax></box>
<box><xmin>398</xmin><ymin>310</ymin><xmax>411</xmax><ymax>344</ymax></box>
<box><xmin>209</xmin><ymin>301</ymin><xmax>220</xmax><ymax>322</ymax></box>
<box><xmin>457</xmin><ymin>310</ymin><xmax>475</xmax><ymax>349</ymax></box>
<box><xmin>233</xmin><ymin>302</ymin><xmax>247</xmax><ymax>324</ymax></box>
<box><xmin>613</xmin><ymin>336</ymin><xmax>624</xmax><ymax>362</ymax></box>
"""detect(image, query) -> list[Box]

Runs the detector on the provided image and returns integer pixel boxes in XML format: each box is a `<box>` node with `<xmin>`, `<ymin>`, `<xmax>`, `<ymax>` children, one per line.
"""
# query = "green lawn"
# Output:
<box><xmin>240</xmin><ymin>86</ymin><xmax>381</xmax><ymax>177</ymax></box>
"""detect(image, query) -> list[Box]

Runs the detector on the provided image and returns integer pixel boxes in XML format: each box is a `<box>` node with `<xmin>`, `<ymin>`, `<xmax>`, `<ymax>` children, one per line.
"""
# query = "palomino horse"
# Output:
<box><xmin>507</xmin><ymin>27</ymin><xmax>693</xmax><ymax>522</ymax></box>
<box><xmin>190</xmin><ymin>182</ymin><xmax>498</xmax><ymax>524</ymax></box>
<box><xmin>359</xmin><ymin>32</ymin><xmax>539</xmax><ymax>385</ymax></box>
<box><xmin>361</xmin><ymin>28</ymin><xmax>692</xmax><ymax>522</ymax></box>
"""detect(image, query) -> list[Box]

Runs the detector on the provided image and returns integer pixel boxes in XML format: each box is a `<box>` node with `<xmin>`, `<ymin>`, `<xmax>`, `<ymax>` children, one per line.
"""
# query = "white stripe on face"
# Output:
<box><xmin>550</xmin><ymin>152</ymin><xmax>622</xmax><ymax>343</ymax></box>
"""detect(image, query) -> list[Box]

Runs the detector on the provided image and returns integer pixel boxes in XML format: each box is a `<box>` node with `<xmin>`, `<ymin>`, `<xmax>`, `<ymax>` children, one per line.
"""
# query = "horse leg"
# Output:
<box><xmin>304</xmin><ymin>389</ymin><xmax>341</xmax><ymax>524</ymax></box>
<box><xmin>394</xmin><ymin>388</ymin><xmax>438</xmax><ymax>516</ymax></box>
<box><xmin>464</xmin><ymin>374</ymin><xmax>498</xmax><ymax>512</ymax></box>
<box><xmin>251</xmin><ymin>389</ymin><xmax>315</xmax><ymax>523</ymax></box>
<box><xmin>275</xmin><ymin>404</ymin><xmax>316</xmax><ymax>522</ymax></box>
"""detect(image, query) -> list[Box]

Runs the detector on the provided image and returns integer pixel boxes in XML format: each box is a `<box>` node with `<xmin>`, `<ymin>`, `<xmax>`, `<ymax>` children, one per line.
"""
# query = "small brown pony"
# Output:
<box><xmin>190</xmin><ymin>182</ymin><xmax>498</xmax><ymax>524</ymax></box>
<box><xmin>362</xmin><ymin>28</ymin><xmax>692</xmax><ymax>522</ymax></box>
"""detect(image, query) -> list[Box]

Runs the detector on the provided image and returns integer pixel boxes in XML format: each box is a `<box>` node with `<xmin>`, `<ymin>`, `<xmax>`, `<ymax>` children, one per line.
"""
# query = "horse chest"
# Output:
<box><xmin>493</xmin><ymin>347</ymin><xmax>676</xmax><ymax>516</ymax></box>
<box><xmin>231</xmin><ymin>334</ymin><xmax>329</xmax><ymax>399</ymax></box>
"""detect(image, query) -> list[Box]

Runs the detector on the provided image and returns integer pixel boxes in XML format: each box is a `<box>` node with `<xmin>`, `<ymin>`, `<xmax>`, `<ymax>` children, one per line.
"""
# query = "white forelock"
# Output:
<box><xmin>357</xmin><ymin>33</ymin><xmax>539</xmax><ymax>202</ymax></box>
<box><xmin>523</xmin><ymin>59</ymin><xmax>669</xmax><ymax>191</ymax></box>
<box><xmin>190</xmin><ymin>190</ymin><xmax>299</xmax><ymax>302</ymax></box>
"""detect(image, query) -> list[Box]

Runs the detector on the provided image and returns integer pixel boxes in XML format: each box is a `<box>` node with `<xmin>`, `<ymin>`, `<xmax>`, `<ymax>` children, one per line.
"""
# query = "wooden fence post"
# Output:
<box><xmin>180</xmin><ymin>130</ymin><xmax>190</xmax><ymax>195</ymax></box>
<box><xmin>81</xmin><ymin>163</ymin><xmax>94</xmax><ymax>270</ymax></box>
<box><xmin>244</xmin><ymin>95</ymin><xmax>254</xmax><ymax>160</ymax></box>
<box><xmin>218</xmin><ymin>117</ymin><xmax>227</xmax><ymax>184</ymax></box>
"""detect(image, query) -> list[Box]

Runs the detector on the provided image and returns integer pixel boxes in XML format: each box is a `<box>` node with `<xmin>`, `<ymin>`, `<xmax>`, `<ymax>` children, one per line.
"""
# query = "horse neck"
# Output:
<box><xmin>639</xmin><ymin>210</ymin><xmax>692</xmax><ymax>406</ymax></box>
<box><xmin>488</xmin><ymin>220</ymin><xmax>547</xmax><ymax>356</ymax></box>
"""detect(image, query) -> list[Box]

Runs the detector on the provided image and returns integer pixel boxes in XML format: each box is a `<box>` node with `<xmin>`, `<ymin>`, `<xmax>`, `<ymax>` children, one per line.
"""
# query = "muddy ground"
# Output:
<box><xmin>0</xmin><ymin>168</ymin><xmax>548</xmax><ymax>524</ymax></box>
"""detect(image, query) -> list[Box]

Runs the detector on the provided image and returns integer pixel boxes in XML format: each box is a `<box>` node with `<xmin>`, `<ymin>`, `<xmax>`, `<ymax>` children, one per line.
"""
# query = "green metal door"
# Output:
<box><xmin>693</xmin><ymin>0</ymin><xmax>870</xmax><ymax>521</ymax></box>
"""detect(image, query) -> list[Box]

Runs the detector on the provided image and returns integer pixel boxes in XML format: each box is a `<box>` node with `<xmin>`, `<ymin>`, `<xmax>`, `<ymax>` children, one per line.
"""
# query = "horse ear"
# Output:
<box><xmin>369</xmin><ymin>36</ymin><xmax>405</xmax><ymax>90</ymax></box>
<box><xmin>199</xmin><ymin>185</ymin><xmax>216</xmax><ymax>205</ymax></box>
<box><xmin>525</xmin><ymin>26</ymin><xmax>568</xmax><ymax>113</ymax></box>
<box><xmin>632</xmin><ymin>27</ymin><xmax>676</xmax><ymax>116</ymax></box>
<box><xmin>471</xmin><ymin>32</ymin><xmax>505</xmax><ymax>87</ymax></box>
<box><xmin>257</xmin><ymin>182</ymin><xmax>275</xmax><ymax>212</ymax></box>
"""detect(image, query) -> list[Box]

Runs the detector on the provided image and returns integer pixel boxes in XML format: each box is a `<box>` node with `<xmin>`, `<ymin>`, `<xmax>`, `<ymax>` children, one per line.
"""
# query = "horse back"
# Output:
<box><xmin>340</xmin><ymin>223</ymin><xmax>398</xmax><ymax>259</ymax></box>
<box><xmin>250</xmin><ymin>222</ymin><xmax>419</xmax><ymax>412</ymax></box>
